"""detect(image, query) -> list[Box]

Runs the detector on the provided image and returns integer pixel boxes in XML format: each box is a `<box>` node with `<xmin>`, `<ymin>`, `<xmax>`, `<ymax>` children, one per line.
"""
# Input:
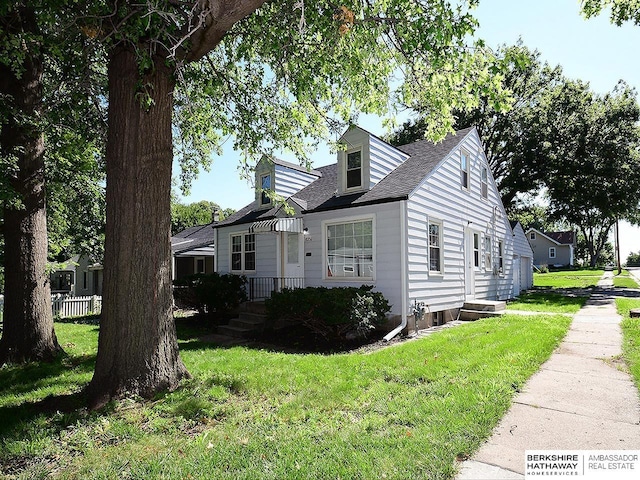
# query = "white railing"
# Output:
<box><xmin>52</xmin><ymin>294</ymin><xmax>102</xmax><ymax>318</ymax></box>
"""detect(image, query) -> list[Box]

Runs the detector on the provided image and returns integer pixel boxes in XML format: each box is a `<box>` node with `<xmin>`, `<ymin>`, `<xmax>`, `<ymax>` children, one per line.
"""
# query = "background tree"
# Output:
<box><xmin>84</xmin><ymin>0</ymin><xmax>509</xmax><ymax>407</ymax></box>
<box><xmin>627</xmin><ymin>250</ymin><xmax>640</xmax><ymax>266</ymax></box>
<box><xmin>171</xmin><ymin>199</ymin><xmax>234</xmax><ymax>235</ymax></box>
<box><xmin>543</xmin><ymin>80</ymin><xmax>640</xmax><ymax>267</ymax></box>
<box><xmin>0</xmin><ymin>4</ymin><xmax>62</xmax><ymax>363</ymax></box>
<box><xmin>388</xmin><ymin>44</ymin><xmax>565</xmax><ymax>209</ymax></box>
<box><xmin>0</xmin><ymin>2</ymin><xmax>106</xmax><ymax>363</ymax></box>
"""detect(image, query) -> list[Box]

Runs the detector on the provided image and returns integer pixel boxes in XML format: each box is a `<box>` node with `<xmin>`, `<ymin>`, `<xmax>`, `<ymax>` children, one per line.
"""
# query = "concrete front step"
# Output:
<box><xmin>218</xmin><ymin>308</ymin><xmax>268</xmax><ymax>338</ymax></box>
<box><xmin>462</xmin><ymin>300</ymin><xmax>506</xmax><ymax>312</ymax></box>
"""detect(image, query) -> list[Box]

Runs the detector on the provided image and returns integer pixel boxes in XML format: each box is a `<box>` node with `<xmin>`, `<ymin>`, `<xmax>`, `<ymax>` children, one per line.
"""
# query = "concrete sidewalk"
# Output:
<box><xmin>455</xmin><ymin>271</ymin><xmax>640</xmax><ymax>479</ymax></box>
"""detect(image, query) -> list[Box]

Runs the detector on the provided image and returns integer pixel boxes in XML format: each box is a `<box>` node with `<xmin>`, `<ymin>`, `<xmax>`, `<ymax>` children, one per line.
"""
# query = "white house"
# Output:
<box><xmin>214</xmin><ymin>125</ymin><xmax>528</xmax><ymax>334</ymax></box>
<box><xmin>50</xmin><ymin>254</ymin><xmax>103</xmax><ymax>296</ymax></box>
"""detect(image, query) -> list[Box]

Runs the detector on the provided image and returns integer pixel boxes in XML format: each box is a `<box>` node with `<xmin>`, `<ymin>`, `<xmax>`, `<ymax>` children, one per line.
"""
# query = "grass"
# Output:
<box><xmin>507</xmin><ymin>291</ymin><xmax>587</xmax><ymax>314</ymax></box>
<box><xmin>615</xmin><ymin>298</ymin><xmax>640</xmax><ymax>390</ymax></box>
<box><xmin>534</xmin><ymin>269</ymin><xmax>604</xmax><ymax>289</ymax></box>
<box><xmin>612</xmin><ymin>270</ymin><xmax>640</xmax><ymax>289</ymax></box>
<box><xmin>0</xmin><ymin>314</ymin><xmax>572</xmax><ymax>480</ymax></box>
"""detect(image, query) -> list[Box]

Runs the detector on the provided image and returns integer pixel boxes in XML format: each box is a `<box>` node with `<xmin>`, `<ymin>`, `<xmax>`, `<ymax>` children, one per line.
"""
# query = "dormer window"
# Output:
<box><xmin>346</xmin><ymin>149</ymin><xmax>362</xmax><ymax>189</ymax></box>
<box><xmin>260</xmin><ymin>173</ymin><xmax>271</xmax><ymax>206</ymax></box>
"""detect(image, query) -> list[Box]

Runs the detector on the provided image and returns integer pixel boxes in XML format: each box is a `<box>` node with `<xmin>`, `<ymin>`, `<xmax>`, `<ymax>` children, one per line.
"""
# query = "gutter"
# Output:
<box><xmin>384</xmin><ymin>199</ymin><xmax>408</xmax><ymax>341</ymax></box>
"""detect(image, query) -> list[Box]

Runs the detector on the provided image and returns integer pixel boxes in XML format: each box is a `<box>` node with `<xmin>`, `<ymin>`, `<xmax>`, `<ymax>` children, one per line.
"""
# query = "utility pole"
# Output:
<box><xmin>615</xmin><ymin>219</ymin><xmax>622</xmax><ymax>275</ymax></box>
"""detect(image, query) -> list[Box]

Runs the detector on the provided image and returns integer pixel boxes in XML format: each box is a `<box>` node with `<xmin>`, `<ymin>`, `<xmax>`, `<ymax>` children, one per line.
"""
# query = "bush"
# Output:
<box><xmin>266</xmin><ymin>285</ymin><xmax>391</xmax><ymax>342</ymax></box>
<box><xmin>174</xmin><ymin>273</ymin><xmax>247</xmax><ymax>314</ymax></box>
<box><xmin>538</xmin><ymin>264</ymin><xmax>549</xmax><ymax>274</ymax></box>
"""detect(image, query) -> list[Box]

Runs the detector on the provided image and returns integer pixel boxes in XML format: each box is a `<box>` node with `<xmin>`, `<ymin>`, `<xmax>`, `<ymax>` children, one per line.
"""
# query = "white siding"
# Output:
<box><xmin>406</xmin><ymin>130</ymin><xmax>515</xmax><ymax>312</ymax></box>
<box><xmin>302</xmin><ymin>202</ymin><xmax>404</xmax><ymax>317</ymax></box>
<box><xmin>274</xmin><ymin>164</ymin><xmax>318</xmax><ymax>198</ymax></box>
<box><xmin>369</xmin><ymin>135</ymin><xmax>409</xmax><ymax>187</ymax></box>
<box><xmin>215</xmin><ymin>223</ymin><xmax>277</xmax><ymax>278</ymax></box>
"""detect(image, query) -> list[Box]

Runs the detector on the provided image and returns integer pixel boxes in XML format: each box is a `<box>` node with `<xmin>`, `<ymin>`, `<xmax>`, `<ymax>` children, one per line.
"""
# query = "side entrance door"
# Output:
<box><xmin>464</xmin><ymin>228</ymin><xmax>477</xmax><ymax>300</ymax></box>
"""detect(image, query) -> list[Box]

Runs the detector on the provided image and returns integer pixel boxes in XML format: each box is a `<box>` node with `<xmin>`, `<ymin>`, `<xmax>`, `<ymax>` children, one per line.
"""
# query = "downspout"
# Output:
<box><xmin>384</xmin><ymin>200</ymin><xmax>408</xmax><ymax>341</ymax></box>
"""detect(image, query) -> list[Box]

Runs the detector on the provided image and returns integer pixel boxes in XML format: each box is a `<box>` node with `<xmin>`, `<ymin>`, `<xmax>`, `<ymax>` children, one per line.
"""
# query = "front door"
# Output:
<box><xmin>283</xmin><ymin>232</ymin><xmax>304</xmax><ymax>288</ymax></box>
<box><xmin>464</xmin><ymin>228</ymin><xmax>476</xmax><ymax>300</ymax></box>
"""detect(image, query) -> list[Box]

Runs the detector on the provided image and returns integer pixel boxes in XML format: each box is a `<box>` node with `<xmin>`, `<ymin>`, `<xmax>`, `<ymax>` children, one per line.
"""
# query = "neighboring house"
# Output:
<box><xmin>50</xmin><ymin>254</ymin><xmax>103</xmax><ymax>296</ymax></box>
<box><xmin>214</xmin><ymin>125</ymin><xmax>523</xmax><ymax>333</ymax></box>
<box><xmin>510</xmin><ymin>221</ymin><xmax>534</xmax><ymax>295</ymax></box>
<box><xmin>526</xmin><ymin>228</ymin><xmax>576</xmax><ymax>267</ymax></box>
<box><xmin>171</xmin><ymin>223</ymin><xmax>216</xmax><ymax>280</ymax></box>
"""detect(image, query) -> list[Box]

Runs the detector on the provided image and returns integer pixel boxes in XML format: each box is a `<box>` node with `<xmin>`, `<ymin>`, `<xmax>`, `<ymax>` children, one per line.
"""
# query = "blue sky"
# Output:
<box><xmin>177</xmin><ymin>0</ymin><xmax>640</xmax><ymax>260</ymax></box>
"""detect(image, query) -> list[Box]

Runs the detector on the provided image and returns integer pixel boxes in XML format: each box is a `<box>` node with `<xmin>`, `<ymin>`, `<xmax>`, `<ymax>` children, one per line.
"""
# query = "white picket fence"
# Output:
<box><xmin>0</xmin><ymin>293</ymin><xmax>100</xmax><ymax>321</ymax></box>
<box><xmin>52</xmin><ymin>294</ymin><xmax>102</xmax><ymax>318</ymax></box>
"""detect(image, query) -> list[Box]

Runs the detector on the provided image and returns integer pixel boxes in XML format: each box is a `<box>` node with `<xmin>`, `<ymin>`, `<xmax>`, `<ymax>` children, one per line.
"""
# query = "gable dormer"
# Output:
<box><xmin>337</xmin><ymin>126</ymin><xmax>409</xmax><ymax>196</ymax></box>
<box><xmin>255</xmin><ymin>156</ymin><xmax>320</xmax><ymax>209</ymax></box>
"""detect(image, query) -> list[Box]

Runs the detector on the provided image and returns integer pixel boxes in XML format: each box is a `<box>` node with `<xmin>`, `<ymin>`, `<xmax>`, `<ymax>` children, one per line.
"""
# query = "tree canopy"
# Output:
<box><xmin>582</xmin><ymin>0</ymin><xmax>640</xmax><ymax>25</ymax></box>
<box><xmin>171</xmin><ymin>199</ymin><xmax>234</xmax><ymax>235</ymax></box>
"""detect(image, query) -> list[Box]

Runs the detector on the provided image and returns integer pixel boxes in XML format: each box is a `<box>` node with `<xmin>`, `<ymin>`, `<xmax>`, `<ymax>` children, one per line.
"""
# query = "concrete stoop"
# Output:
<box><xmin>218</xmin><ymin>301</ymin><xmax>267</xmax><ymax>338</ymax></box>
<box><xmin>459</xmin><ymin>300</ymin><xmax>506</xmax><ymax>321</ymax></box>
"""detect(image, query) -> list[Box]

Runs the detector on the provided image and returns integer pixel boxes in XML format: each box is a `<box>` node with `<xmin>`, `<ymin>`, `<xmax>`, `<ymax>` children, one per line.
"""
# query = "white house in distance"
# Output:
<box><xmin>214</xmin><ymin>125</ymin><xmax>532</xmax><ymax>334</ymax></box>
<box><xmin>50</xmin><ymin>254</ymin><xmax>103</xmax><ymax>296</ymax></box>
<box><xmin>171</xmin><ymin>223</ymin><xmax>216</xmax><ymax>281</ymax></box>
<box><xmin>526</xmin><ymin>228</ymin><xmax>576</xmax><ymax>268</ymax></box>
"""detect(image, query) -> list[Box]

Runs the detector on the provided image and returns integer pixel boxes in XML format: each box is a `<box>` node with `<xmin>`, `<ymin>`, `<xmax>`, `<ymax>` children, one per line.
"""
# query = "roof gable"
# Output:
<box><xmin>216</xmin><ymin>125</ymin><xmax>482</xmax><ymax>225</ymax></box>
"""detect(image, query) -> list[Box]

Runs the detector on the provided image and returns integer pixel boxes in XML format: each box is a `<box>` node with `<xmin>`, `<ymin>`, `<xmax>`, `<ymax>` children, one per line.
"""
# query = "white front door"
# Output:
<box><xmin>284</xmin><ymin>232</ymin><xmax>304</xmax><ymax>280</ymax></box>
<box><xmin>464</xmin><ymin>228</ymin><xmax>476</xmax><ymax>300</ymax></box>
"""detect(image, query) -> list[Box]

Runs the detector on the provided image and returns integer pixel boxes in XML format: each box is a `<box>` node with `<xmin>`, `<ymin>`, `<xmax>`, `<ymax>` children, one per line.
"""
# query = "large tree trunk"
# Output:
<box><xmin>87</xmin><ymin>48</ymin><xmax>189</xmax><ymax>408</ymax></box>
<box><xmin>0</xmin><ymin>7</ymin><xmax>62</xmax><ymax>364</ymax></box>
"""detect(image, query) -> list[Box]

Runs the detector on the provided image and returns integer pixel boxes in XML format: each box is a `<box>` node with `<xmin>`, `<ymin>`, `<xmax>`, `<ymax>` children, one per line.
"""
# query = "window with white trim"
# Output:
<box><xmin>231</xmin><ymin>233</ymin><xmax>256</xmax><ymax>272</ymax></box>
<box><xmin>346</xmin><ymin>149</ymin><xmax>362</xmax><ymax>189</ymax></box>
<box><xmin>260</xmin><ymin>173</ymin><xmax>271</xmax><ymax>206</ymax></box>
<box><xmin>549</xmin><ymin>247</ymin><xmax>556</xmax><ymax>259</ymax></box>
<box><xmin>461</xmin><ymin>150</ymin><xmax>470</xmax><ymax>189</ymax></box>
<box><xmin>428</xmin><ymin>221</ymin><xmax>443</xmax><ymax>273</ymax></box>
<box><xmin>326</xmin><ymin>219</ymin><xmax>373</xmax><ymax>278</ymax></box>
<box><xmin>530</xmin><ymin>232</ymin><xmax>536</xmax><ymax>240</ymax></box>
<box><xmin>498</xmin><ymin>241</ymin><xmax>504</xmax><ymax>274</ymax></box>
<box><xmin>484</xmin><ymin>235</ymin><xmax>492</xmax><ymax>271</ymax></box>
<box><xmin>481</xmin><ymin>167</ymin><xmax>488</xmax><ymax>199</ymax></box>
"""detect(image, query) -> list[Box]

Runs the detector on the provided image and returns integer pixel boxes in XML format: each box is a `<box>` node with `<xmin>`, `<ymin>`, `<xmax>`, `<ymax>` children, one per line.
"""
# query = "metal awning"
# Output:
<box><xmin>249</xmin><ymin>217</ymin><xmax>304</xmax><ymax>234</ymax></box>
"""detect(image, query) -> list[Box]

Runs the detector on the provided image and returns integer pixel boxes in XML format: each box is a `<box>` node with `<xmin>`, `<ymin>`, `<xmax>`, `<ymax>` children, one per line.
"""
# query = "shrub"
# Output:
<box><xmin>266</xmin><ymin>285</ymin><xmax>390</xmax><ymax>342</ymax></box>
<box><xmin>538</xmin><ymin>264</ymin><xmax>549</xmax><ymax>274</ymax></box>
<box><xmin>174</xmin><ymin>273</ymin><xmax>247</xmax><ymax>314</ymax></box>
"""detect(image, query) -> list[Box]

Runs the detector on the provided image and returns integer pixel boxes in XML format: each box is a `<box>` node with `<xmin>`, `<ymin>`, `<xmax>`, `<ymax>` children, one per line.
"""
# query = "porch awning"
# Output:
<box><xmin>249</xmin><ymin>217</ymin><xmax>304</xmax><ymax>234</ymax></box>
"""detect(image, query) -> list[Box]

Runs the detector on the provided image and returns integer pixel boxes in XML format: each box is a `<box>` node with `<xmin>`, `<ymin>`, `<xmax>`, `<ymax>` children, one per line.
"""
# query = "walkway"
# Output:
<box><xmin>456</xmin><ymin>271</ymin><xmax>640</xmax><ymax>479</ymax></box>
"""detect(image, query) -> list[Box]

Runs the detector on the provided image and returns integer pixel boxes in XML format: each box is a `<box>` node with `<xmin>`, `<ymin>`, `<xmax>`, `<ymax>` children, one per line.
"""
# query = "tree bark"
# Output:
<box><xmin>87</xmin><ymin>48</ymin><xmax>189</xmax><ymax>408</ymax></box>
<box><xmin>0</xmin><ymin>7</ymin><xmax>62</xmax><ymax>364</ymax></box>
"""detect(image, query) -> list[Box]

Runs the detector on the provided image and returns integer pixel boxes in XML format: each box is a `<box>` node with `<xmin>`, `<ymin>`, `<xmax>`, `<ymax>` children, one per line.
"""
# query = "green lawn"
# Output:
<box><xmin>615</xmin><ymin>298</ymin><xmax>640</xmax><ymax>390</ymax></box>
<box><xmin>613</xmin><ymin>271</ymin><xmax>640</xmax><ymax>289</ymax></box>
<box><xmin>534</xmin><ymin>269</ymin><xmax>604</xmax><ymax>289</ymax></box>
<box><xmin>507</xmin><ymin>291</ymin><xmax>587</xmax><ymax>314</ymax></box>
<box><xmin>0</xmin><ymin>314</ymin><xmax>572</xmax><ymax>480</ymax></box>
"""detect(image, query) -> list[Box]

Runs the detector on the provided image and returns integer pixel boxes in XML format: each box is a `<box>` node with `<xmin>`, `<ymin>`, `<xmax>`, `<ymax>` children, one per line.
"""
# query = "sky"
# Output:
<box><xmin>177</xmin><ymin>0</ymin><xmax>640</xmax><ymax>262</ymax></box>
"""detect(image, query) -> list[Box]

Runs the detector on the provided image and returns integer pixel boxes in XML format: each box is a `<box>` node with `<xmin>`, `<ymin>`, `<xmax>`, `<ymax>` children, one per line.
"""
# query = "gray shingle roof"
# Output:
<box><xmin>171</xmin><ymin>223</ymin><xmax>215</xmax><ymax>253</ymax></box>
<box><xmin>217</xmin><ymin>126</ymin><xmax>474</xmax><ymax>226</ymax></box>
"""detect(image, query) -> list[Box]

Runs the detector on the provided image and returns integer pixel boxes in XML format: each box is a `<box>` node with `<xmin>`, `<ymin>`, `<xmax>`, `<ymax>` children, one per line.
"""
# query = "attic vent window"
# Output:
<box><xmin>481</xmin><ymin>167</ymin><xmax>488</xmax><ymax>199</ymax></box>
<box><xmin>461</xmin><ymin>150</ymin><xmax>470</xmax><ymax>189</ymax></box>
<box><xmin>346</xmin><ymin>149</ymin><xmax>362</xmax><ymax>189</ymax></box>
